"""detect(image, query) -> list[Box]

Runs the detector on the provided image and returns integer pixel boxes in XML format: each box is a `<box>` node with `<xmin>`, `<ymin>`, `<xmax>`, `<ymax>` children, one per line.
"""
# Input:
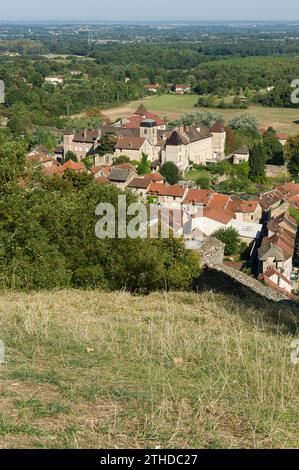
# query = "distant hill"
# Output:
<box><xmin>0</xmin><ymin>289</ymin><xmax>298</xmax><ymax>449</ymax></box>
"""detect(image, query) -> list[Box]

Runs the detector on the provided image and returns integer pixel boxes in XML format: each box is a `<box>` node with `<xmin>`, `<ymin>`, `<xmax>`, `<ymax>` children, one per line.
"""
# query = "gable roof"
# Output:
<box><xmin>227</xmin><ymin>199</ymin><xmax>260</xmax><ymax>214</ymax></box>
<box><xmin>135</xmin><ymin>104</ymin><xmax>148</xmax><ymax>116</ymax></box>
<box><xmin>260</xmin><ymin>189</ymin><xmax>284</xmax><ymax>210</ymax></box>
<box><xmin>128</xmin><ymin>178</ymin><xmax>151</xmax><ymax>190</ymax></box>
<box><xmin>114</xmin><ymin>163</ymin><xmax>136</xmax><ymax>172</ymax></box>
<box><xmin>73</xmin><ymin>129</ymin><xmax>100</xmax><ymax>143</ymax></box>
<box><xmin>208</xmin><ymin>193</ymin><xmax>231</xmax><ymax>210</ymax></box>
<box><xmin>58</xmin><ymin>159</ymin><xmax>85</xmax><ymax>174</ymax></box>
<box><xmin>116</xmin><ymin>136</ymin><xmax>146</xmax><ymax>151</ymax></box>
<box><xmin>277</xmin><ymin>182</ymin><xmax>299</xmax><ymax>197</ymax></box>
<box><xmin>165</xmin><ymin>130</ymin><xmax>189</xmax><ymax>146</ymax></box>
<box><xmin>91</xmin><ymin>165</ymin><xmax>112</xmax><ymax>176</ymax></box>
<box><xmin>203</xmin><ymin>207</ymin><xmax>234</xmax><ymax>225</ymax></box>
<box><xmin>148</xmin><ymin>182</ymin><xmax>186</xmax><ymax>198</ymax></box>
<box><xmin>183</xmin><ymin>189</ymin><xmax>215</xmax><ymax>206</ymax></box>
<box><xmin>108</xmin><ymin>168</ymin><xmax>131</xmax><ymax>182</ymax></box>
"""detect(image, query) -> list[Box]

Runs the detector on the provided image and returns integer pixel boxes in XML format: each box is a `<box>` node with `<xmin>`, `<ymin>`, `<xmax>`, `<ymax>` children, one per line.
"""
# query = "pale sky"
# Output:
<box><xmin>0</xmin><ymin>0</ymin><xmax>299</xmax><ymax>21</ymax></box>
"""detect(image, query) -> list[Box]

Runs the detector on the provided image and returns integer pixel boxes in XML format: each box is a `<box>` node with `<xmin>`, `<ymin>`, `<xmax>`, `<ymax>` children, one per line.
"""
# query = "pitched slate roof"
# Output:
<box><xmin>165</xmin><ymin>131</ymin><xmax>189</xmax><ymax>146</ymax></box>
<box><xmin>73</xmin><ymin>129</ymin><xmax>99</xmax><ymax>143</ymax></box>
<box><xmin>128</xmin><ymin>178</ymin><xmax>151</xmax><ymax>190</ymax></box>
<box><xmin>108</xmin><ymin>168</ymin><xmax>131</xmax><ymax>182</ymax></box>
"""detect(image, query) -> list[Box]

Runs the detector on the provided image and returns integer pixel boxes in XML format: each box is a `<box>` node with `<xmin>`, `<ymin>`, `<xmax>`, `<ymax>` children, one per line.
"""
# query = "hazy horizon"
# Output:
<box><xmin>0</xmin><ymin>0</ymin><xmax>298</xmax><ymax>22</ymax></box>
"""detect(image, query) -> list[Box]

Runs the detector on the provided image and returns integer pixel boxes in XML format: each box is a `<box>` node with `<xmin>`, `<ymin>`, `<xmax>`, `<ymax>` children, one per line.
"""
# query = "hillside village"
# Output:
<box><xmin>27</xmin><ymin>104</ymin><xmax>299</xmax><ymax>300</ymax></box>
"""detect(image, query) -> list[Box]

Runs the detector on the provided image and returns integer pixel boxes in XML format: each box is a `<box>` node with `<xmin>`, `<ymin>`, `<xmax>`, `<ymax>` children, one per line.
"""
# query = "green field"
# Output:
<box><xmin>0</xmin><ymin>289</ymin><xmax>299</xmax><ymax>448</ymax></box>
<box><xmin>107</xmin><ymin>94</ymin><xmax>299</xmax><ymax>135</ymax></box>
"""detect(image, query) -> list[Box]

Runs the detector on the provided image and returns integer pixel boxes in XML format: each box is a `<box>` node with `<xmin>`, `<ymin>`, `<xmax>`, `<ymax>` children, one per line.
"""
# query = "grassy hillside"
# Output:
<box><xmin>103</xmin><ymin>95</ymin><xmax>299</xmax><ymax>135</ymax></box>
<box><xmin>0</xmin><ymin>289</ymin><xmax>299</xmax><ymax>449</ymax></box>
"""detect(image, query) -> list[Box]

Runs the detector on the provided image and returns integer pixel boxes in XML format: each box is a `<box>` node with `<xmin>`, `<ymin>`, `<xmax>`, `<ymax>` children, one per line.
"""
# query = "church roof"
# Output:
<box><xmin>135</xmin><ymin>104</ymin><xmax>148</xmax><ymax>116</ymax></box>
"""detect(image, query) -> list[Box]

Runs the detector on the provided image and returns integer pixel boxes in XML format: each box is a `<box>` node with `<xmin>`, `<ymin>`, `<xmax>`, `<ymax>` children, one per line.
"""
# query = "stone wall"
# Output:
<box><xmin>196</xmin><ymin>237</ymin><xmax>294</xmax><ymax>304</ymax></box>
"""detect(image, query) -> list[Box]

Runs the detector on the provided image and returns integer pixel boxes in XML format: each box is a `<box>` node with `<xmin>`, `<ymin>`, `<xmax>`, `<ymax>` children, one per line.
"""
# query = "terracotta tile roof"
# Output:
<box><xmin>277</xmin><ymin>182</ymin><xmax>299</xmax><ymax>197</ymax></box>
<box><xmin>223</xmin><ymin>261</ymin><xmax>244</xmax><ymax>271</ymax></box>
<box><xmin>203</xmin><ymin>207</ymin><xmax>234</xmax><ymax>225</ymax></box>
<box><xmin>116</xmin><ymin>136</ymin><xmax>146</xmax><ymax>151</ymax></box>
<box><xmin>91</xmin><ymin>165</ymin><xmax>112</xmax><ymax>176</ymax></box>
<box><xmin>58</xmin><ymin>160</ymin><xmax>85</xmax><ymax>174</ymax></box>
<box><xmin>277</xmin><ymin>133</ymin><xmax>288</xmax><ymax>140</ymax></box>
<box><xmin>264</xmin><ymin>267</ymin><xmax>292</xmax><ymax>286</ymax></box>
<box><xmin>123</xmin><ymin>105</ymin><xmax>165</xmax><ymax>128</ymax></box>
<box><xmin>227</xmin><ymin>199</ymin><xmax>260</xmax><ymax>213</ymax></box>
<box><xmin>208</xmin><ymin>193</ymin><xmax>231</xmax><ymax>210</ymax></box>
<box><xmin>148</xmin><ymin>182</ymin><xmax>186</xmax><ymax>198</ymax></box>
<box><xmin>183</xmin><ymin>189</ymin><xmax>215</xmax><ymax>206</ymax></box>
<box><xmin>114</xmin><ymin>163</ymin><xmax>136</xmax><ymax>172</ymax></box>
<box><xmin>142</xmin><ymin>173</ymin><xmax>164</xmax><ymax>182</ymax></box>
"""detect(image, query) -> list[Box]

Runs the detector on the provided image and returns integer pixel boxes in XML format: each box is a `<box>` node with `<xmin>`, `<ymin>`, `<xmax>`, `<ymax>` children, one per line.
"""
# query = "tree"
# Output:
<box><xmin>28</xmin><ymin>129</ymin><xmax>57</xmax><ymax>152</ymax></box>
<box><xmin>195</xmin><ymin>175</ymin><xmax>211</xmax><ymax>189</ymax></box>
<box><xmin>249</xmin><ymin>142</ymin><xmax>266</xmax><ymax>182</ymax></box>
<box><xmin>137</xmin><ymin>152</ymin><xmax>150</xmax><ymax>175</ymax></box>
<box><xmin>114</xmin><ymin>155</ymin><xmax>130</xmax><ymax>165</ymax></box>
<box><xmin>225</xmin><ymin>126</ymin><xmax>237</xmax><ymax>155</ymax></box>
<box><xmin>229</xmin><ymin>114</ymin><xmax>258</xmax><ymax>133</ymax></box>
<box><xmin>286</xmin><ymin>135</ymin><xmax>299</xmax><ymax>177</ymax></box>
<box><xmin>65</xmin><ymin>151</ymin><xmax>78</xmax><ymax>163</ymax></box>
<box><xmin>262</xmin><ymin>129</ymin><xmax>284</xmax><ymax>165</ymax></box>
<box><xmin>212</xmin><ymin>227</ymin><xmax>241</xmax><ymax>256</ymax></box>
<box><xmin>97</xmin><ymin>133</ymin><xmax>117</xmax><ymax>156</ymax></box>
<box><xmin>161</xmin><ymin>162</ymin><xmax>180</xmax><ymax>185</ymax></box>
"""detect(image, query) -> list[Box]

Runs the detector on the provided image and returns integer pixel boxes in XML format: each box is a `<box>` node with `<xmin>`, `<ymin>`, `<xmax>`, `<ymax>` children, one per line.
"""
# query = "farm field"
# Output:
<box><xmin>103</xmin><ymin>95</ymin><xmax>299</xmax><ymax>135</ymax></box>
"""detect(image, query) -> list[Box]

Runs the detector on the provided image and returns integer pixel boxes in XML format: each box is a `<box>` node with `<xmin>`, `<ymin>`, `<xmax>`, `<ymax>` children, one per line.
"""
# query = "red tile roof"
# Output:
<box><xmin>114</xmin><ymin>163</ymin><xmax>136</xmax><ymax>172</ymax></box>
<box><xmin>208</xmin><ymin>193</ymin><xmax>231</xmax><ymax>210</ymax></box>
<box><xmin>227</xmin><ymin>199</ymin><xmax>260</xmax><ymax>213</ymax></box>
<box><xmin>183</xmin><ymin>189</ymin><xmax>215</xmax><ymax>206</ymax></box>
<box><xmin>91</xmin><ymin>165</ymin><xmax>112</xmax><ymax>176</ymax></box>
<box><xmin>277</xmin><ymin>182</ymin><xmax>299</xmax><ymax>198</ymax></box>
<box><xmin>203</xmin><ymin>207</ymin><xmax>234</xmax><ymax>225</ymax></box>
<box><xmin>148</xmin><ymin>182</ymin><xmax>186</xmax><ymax>198</ymax></box>
<box><xmin>58</xmin><ymin>160</ymin><xmax>85</xmax><ymax>174</ymax></box>
<box><xmin>142</xmin><ymin>173</ymin><xmax>164</xmax><ymax>182</ymax></box>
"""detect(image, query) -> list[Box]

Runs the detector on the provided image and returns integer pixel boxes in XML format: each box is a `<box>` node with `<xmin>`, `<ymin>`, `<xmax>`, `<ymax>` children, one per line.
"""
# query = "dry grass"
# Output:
<box><xmin>0</xmin><ymin>289</ymin><xmax>299</xmax><ymax>449</ymax></box>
